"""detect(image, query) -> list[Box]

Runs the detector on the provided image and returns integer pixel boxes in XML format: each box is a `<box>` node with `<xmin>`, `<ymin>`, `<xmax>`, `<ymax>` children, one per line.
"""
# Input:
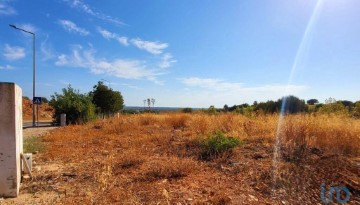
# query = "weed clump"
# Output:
<box><xmin>24</xmin><ymin>136</ymin><xmax>45</xmax><ymax>153</ymax></box>
<box><xmin>201</xmin><ymin>131</ymin><xmax>242</xmax><ymax>159</ymax></box>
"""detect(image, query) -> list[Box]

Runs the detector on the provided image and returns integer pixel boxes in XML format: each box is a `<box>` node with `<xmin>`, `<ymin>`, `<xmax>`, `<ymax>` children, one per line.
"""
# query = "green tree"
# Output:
<box><xmin>207</xmin><ymin>105</ymin><xmax>217</xmax><ymax>115</ymax></box>
<box><xmin>319</xmin><ymin>98</ymin><xmax>348</xmax><ymax>115</ymax></box>
<box><xmin>306</xmin><ymin>99</ymin><xmax>319</xmax><ymax>105</ymax></box>
<box><xmin>352</xmin><ymin>102</ymin><xmax>360</xmax><ymax>118</ymax></box>
<box><xmin>339</xmin><ymin>100</ymin><xmax>354</xmax><ymax>112</ymax></box>
<box><xmin>50</xmin><ymin>85</ymin><xmax>96</xmax><ymax>124</ymax></box>
<box><xmin>254</xmin><ymin>100</ymin><xmax>279</xmax><ymax>114</ymax></box>
<box><xmin>253</xmin><ymin>96</ymin><xmax>305</xmax><ymax>114</ymax></box>
<box><xmin>223</xmin><ymin>104</ymin><xmax>229</xmax><ymax>112</ymax></box>
<box><xmin>339</xmin><ymin>100</ymin><xmax>353</xmax><ymax>108</ymax></box>
<box><xmin>91</xmin><ymin>81</ymin><xmax>124</xmax><ymax>115</ymax></box>
<box><xmin>279</xmin><ymin>95</ymin><xmax>306</xmax><ymax>114</ymax></box>
<box><xmin>41</xmin><ymin>97</ymin><xmax>49</xmax><ymax>103</ymax></box>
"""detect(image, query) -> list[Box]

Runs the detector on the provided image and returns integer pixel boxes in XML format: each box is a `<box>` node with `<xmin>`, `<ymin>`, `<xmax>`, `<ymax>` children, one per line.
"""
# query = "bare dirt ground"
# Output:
<box><xmin>1</xmin><ymin>114</ymin><xmax>359</xmax><ymax>204</ymax></box>
<box><xmin>23</xmin><ymin>126</ymin><xmax>58</xmax><ymax>138</ymax></box>
<box><xmin>1</xmin><ymin>126</ymin><xmax>60</xmax><ymax>204</ymax></box>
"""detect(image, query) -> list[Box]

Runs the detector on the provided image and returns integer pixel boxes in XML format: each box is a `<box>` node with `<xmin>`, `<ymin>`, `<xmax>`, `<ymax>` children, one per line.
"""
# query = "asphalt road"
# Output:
<box><xmin>23</xmin><ymin>120</ymin><xmax>54</xmax><ymax>128</ymax></box>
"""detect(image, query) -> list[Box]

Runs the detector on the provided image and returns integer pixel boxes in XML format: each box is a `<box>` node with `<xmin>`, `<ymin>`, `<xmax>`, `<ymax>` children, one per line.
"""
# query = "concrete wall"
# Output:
<box><xmin>0</xmin><ymin>83</ymin><xmax>23</xmax><ymax>197</ymax></box>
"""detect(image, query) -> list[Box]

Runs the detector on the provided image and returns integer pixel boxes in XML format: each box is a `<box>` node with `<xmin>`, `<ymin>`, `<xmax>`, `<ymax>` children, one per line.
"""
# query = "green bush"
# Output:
<box><xmin>50</xmin><ymin>85</ymin><xmax>96</xmax><ymax>124</ymax></box>
<box><xmin>207</xmin><ymin>105</ymin><xmax>218</xmax><ymax>115</ymax></box>
<box><xmin>235</xmin><ymin>106</ymin><xmax>255</xmax><ymax>117</ymax></box>
<box><xmin>181</xmin><ymin>107</ymin><xmax>193</xmax><ymax>113</ymax></box>
<box><xmin>201</xmin><ymin>131</ymin><xmax>242</xmax><ymax>159</ymax></box>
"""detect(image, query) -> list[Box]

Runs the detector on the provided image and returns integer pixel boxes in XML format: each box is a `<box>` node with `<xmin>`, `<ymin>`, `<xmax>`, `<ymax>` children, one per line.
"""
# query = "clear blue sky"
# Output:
<box><xmin>1</xmin><ymin>0</ymin><xmax>359</xmax><ymax>107</ymax></box>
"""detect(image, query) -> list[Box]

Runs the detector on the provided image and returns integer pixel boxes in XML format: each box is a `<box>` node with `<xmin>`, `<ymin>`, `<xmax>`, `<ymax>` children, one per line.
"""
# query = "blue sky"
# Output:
<box><xmin>1</xmin><ymin>0</ymin><xmax>359</xmax><ymax>107</ymax></box>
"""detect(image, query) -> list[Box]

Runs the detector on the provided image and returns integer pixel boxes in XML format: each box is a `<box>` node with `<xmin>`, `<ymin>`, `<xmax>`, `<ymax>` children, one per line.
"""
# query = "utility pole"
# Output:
<box><xmin>9</xmin><ymin>24</ymin><xmax>36</xmax><ymax>127</ymax></box>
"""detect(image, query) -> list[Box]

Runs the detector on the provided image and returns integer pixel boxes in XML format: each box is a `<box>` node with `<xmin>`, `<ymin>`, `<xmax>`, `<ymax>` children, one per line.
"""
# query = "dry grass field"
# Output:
<box><xmin>9</xmin><ymin>113</ymin><xmax>360</xmax><ymax>204</ymax></box>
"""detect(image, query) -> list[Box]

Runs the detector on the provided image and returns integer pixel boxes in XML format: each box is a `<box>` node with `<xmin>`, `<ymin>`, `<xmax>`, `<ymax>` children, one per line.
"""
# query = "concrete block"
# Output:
<box><xmin>60</xmin><ymin>113</ymin><xmax>66</xmax><ymax>126</ymax></box>
<box><xmin>22</xmin><ymin>153</ymin><xmax>32</xmax><ymax>174</ymax></box>
<box><xmin>0</xmin><ymin>83</ymin><xmax>23</xmax><ymax>197</ymax></box>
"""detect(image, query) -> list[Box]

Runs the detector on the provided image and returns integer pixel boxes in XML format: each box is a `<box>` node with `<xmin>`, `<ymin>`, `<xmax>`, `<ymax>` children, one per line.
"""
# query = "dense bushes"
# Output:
<box><xmin>50</xmin><ymin>83</ymin><xmax>124</xmax><ymax>125</ymax></box>
<box><xmin>50</xmin><ymin>85</ymin><xmax>96</xmax><ymax>124</ymax></box>
<box><xmin>254</xmin><ymin>95</ymin><xmax>306</xmax><ymax>114</ymax></box>
<box><xmin>222</xmin><ymin>96</ymin><xmax>360</xmax><ymax>117</ymax></box>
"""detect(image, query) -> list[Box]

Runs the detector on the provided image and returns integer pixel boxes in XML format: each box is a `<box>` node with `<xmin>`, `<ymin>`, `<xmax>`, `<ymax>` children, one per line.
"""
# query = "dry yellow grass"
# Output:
<box><xmin>277</xmin><ymin>114</ymin><xmax>360</xmax><ymax>156</ymax></box>
<box><xmin>20</xmin><ymin>113</ymin><xmax>360</xmax><ymax>204</ymax></box>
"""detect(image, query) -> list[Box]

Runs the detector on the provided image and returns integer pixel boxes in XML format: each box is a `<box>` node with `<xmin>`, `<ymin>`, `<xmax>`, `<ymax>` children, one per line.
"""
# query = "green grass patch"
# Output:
<box><xmin>201</xmin><ymin>131</ymin><xmax>242</xmax><ymax>159</ymax></box>
<box><xmin>24</xmin><ymin>136</ymin><xmax>45</xmax><ymax>154</ymax></box>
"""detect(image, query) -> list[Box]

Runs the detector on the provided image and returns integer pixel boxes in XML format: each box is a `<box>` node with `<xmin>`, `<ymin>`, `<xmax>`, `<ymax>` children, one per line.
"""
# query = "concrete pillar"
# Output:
<box><xmin>60</xmin><ymin>113</ymin><xmax>66</xmax><ymax>126</ymax></box>
<box><xmin>0</xmin><ymin>83</ymin><xmax>23</xmax><ymax>197</ymax></box>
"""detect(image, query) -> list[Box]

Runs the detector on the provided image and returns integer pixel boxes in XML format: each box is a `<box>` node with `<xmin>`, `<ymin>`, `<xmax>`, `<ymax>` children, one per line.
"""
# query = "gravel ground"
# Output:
<box><xmin>23</xmin><ymin>126</ymin><xmax>58</xmax><ymax>138</ymax></box>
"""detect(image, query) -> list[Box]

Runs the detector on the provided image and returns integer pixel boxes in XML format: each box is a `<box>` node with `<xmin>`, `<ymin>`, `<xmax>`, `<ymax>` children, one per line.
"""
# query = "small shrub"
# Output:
<box><xmin>24</xmin><ymin>136</ymin><xmax>45</xmax><ymax>153</ymax></box>
<box><xmin>201</xmin><ymin>131</ymin><xmax>242</xmax><ymax>159</ymax></box>
<box><xmin>207</xmin><ymin>105</ymin><xmax>218</xmax><ymax>115</ymax></box>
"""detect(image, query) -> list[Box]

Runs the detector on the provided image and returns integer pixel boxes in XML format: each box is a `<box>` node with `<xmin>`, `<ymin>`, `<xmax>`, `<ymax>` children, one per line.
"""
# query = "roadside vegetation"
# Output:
<box><xmin>23</xmin><ymin>135</ymin><xmax>45</xmax><ymax>154</ymax></box>
<box><xmin>49</xmin><ymin>82</ymin><xmax>124</xmax><ymax>125</ymax></box>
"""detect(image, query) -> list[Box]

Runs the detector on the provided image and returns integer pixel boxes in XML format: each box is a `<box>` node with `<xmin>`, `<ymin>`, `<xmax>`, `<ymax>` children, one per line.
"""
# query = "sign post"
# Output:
<box><xmin>33</xmin><ymin>97</ymin><xmax>42</xmax><ymax>105</ymax></box>
<box><xmin>33</xmin><ymin>97</ymin><xmax>42</xmax><ymax>126</ymax></box>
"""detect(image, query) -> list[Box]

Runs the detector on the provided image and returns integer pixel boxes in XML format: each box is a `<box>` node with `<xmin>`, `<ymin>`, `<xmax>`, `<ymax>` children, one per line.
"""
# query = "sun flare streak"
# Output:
<box><xmin>272</xmin><ymin>0</ymin><xmax>325</xmax><ymax>191</ymax></box>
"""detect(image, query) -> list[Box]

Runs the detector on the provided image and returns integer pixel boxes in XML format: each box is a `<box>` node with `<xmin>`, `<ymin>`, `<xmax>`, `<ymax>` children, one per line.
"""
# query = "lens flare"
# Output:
<box><xmin>272</xmin><ymin>0</ymin><xmax>325</xmax><ymax>191</ymax></box>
